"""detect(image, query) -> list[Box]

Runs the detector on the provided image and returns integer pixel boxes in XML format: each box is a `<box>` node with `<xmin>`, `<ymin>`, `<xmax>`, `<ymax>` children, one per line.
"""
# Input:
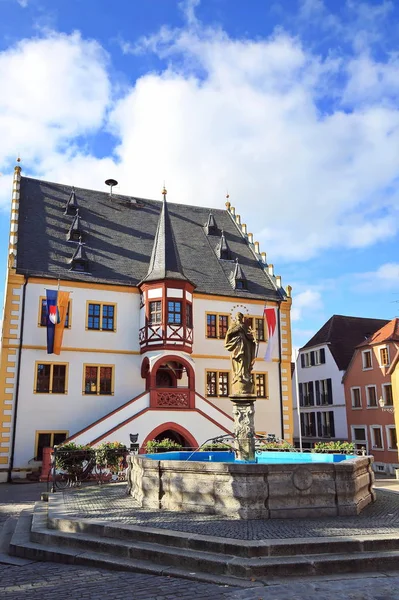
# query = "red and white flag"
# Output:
<box><xmin>264</xmin><ymin>307</ymin><xmax>277</xmax><ymax>361</ymax></box>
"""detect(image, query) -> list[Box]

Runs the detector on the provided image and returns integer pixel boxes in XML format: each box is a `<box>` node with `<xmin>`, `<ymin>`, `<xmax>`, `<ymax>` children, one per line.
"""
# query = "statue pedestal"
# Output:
<box><xmin>230</xmin><ymin>395</ymin><xmax>257</xmax><ymax>462</ymax></box>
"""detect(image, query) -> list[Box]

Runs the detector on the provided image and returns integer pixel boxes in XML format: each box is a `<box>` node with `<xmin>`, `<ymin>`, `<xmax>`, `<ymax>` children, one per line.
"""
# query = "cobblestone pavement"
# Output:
<box><xmin>1</xmin><ymin>562</ymin><xmax>399</xmax><ymax>599</ymax></box>
<box><xmin>0</xmin><ymin>483</ymin><xmax>47</xmax><ymax>528</ymax></box>
<box><xmin>62</xmin><ymin>483</ymin><xmax>399</xmax><ymax>540</ymax></box>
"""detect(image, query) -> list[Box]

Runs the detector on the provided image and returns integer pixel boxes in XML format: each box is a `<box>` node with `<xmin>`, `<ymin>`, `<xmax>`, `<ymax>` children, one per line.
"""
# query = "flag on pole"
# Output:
<box><xmin>264</xmin><ymin>307</ymin><xmax>277</xmax><ymax>361</ymax></box>
<box><xmin>54</xmin><ymin>291</ymin><xmax>70</xmax><ymax>355</ymax></box>
<box><xmin>46</xmin><ymin>289</ymin><xmax>70</xmax><ymax>354</ymax></box>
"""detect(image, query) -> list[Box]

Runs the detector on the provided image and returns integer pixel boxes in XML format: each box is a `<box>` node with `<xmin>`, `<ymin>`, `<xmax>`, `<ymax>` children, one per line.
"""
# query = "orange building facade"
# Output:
<box><xmin>344</xmin><ymin>319</ymin><xmax>399</xmax><ymax>474</ymax></box>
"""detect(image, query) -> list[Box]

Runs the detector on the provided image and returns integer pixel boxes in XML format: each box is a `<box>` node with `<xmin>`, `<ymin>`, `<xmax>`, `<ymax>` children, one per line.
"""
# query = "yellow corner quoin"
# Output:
<box><xmin>279</xmin><ymin>295</ymin><xmax>293</xmax><ymax>443</ymax></box>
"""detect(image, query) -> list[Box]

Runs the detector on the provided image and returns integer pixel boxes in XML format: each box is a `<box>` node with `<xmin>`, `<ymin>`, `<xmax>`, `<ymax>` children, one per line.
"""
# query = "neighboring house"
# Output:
<box><xmin>0</xmin><ymin>166</ymin><xmax>294</xmax><ymax>481</ymax></box>
<box><xmin>293</xmin><ymin>315</ymin><xmax>388</xmax><ymax>448</ymax></box>
<box><xmin>343</xmin><ymin>318</ymin><xmax>399</xmax><ymax>474</ymax></box>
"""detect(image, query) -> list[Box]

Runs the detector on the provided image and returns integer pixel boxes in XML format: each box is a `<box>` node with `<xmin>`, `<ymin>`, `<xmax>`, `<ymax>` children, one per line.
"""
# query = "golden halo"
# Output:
<box><xmin>230</xmin><ymin>304</ymin><xmax>250</xmax><ymax>320</ymax></box>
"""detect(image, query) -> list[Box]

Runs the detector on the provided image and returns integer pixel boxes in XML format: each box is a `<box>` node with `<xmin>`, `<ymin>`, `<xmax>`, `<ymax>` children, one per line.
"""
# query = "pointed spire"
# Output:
<box><xmin>141</xmin><ymin>188</ymin><xmax>188</xmax><ymax>283</ymax></box>
<box><xmin>204</xmin><ymin>212</ymin><xmax>217</xmax><ymax>235</ymax></box>
<box><xmin>230</xmin><ymin>258</ymin><xmax>247</xmax><ymax>290</ymax></box>
<box><xmin>64</xmin><ymin>187</ymin><xmax>78</xmax><ymax>215</ymax></box>
<box><xmin>215</xmin><ymin>230</ymin><xmax>231</xmax><ymax>260</ymax></box>
<box><xmin>67</xmin><ymin>209</ymin><xmax>83</xmax><ymax>242</ymax></box>
<box><xmin>69</xmin><ymin>236</ymin><xmax>89</xmax><ymax>272</ymax></box>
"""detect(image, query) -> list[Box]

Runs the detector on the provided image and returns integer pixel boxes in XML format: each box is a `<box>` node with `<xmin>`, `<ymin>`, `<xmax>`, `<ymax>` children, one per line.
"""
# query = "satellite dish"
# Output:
<box><xmin>105</xmin><ymin>179</ymin><xmax>118</xmax><ymax>195</ymax></box>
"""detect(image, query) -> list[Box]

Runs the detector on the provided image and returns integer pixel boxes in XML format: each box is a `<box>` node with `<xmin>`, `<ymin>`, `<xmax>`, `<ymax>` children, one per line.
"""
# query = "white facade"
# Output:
<box><xmin>11</xmin><ymin>281</ymin><xmax>288</xmax><ymax>473</ymax></box>
<box><xmin>293</xmin><ymin>344</ymin><xmax>348</xmax><ymax>445</ymax></box>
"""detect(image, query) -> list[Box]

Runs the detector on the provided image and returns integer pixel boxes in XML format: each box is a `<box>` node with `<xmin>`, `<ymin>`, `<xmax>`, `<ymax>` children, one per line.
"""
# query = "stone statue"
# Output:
<box><xmin>225</xmin><ymin>312</ymin><xmax>257</xmax><ymax>396</ymax></box>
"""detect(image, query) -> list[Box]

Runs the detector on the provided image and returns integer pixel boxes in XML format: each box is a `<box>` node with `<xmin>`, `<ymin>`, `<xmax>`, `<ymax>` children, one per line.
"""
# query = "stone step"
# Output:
<box><xmin>9</xmin><ymin>509</ymin><xmax>260</xmax><ymax>589</ymax></box>
<box><xmin>2</xmin><ymin>514</ymin><xmax>37</xmax><ymax>565</ymax></box>
<box><xmin>49</xmin><ymin>510</ymin><xmax>399</xmax><ymax>559</ymax></box>
<box><xmin>11</xmin><ymin>504</ymin><xmax>399</xmax><ymax>583</ymax></box>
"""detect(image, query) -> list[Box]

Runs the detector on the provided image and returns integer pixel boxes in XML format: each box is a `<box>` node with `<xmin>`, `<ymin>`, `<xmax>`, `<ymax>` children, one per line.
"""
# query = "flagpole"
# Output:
<box><xmin>294</xmin><ymin>348</ymin><xmax>303</xmax><ymax>452</ymax></box>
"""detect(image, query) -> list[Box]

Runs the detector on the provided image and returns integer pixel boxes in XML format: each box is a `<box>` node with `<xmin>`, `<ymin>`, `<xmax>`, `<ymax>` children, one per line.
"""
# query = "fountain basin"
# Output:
<box><xmin>128</xmin><ymin>453</ymin><xmax>375</xmax><ymax>519</ymax></box>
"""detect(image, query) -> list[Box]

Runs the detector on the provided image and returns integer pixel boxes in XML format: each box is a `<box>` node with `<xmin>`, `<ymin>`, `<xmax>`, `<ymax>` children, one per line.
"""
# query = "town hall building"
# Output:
<box><xmin>0</xmin><ymin>165</ymin><xmax>293</xmax><ymax>481</ymax></box>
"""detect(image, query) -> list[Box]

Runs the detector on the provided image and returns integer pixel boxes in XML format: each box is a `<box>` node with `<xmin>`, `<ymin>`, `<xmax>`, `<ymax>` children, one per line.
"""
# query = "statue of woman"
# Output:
<box><xmin>224</xmin><ymin>312</ymin><xmax>257</xmax><ymax>396</ymax></box>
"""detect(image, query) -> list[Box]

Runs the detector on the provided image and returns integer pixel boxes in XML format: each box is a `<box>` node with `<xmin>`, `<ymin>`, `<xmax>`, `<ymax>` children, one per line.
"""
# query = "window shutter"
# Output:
<box><xmin>301</xmin><ymin>354</ymin><xmax>305</xmax><ymax>368</ymax></box>
<box><xmin>327</xmin><ymin>379</ymin><xmax>333</xmax><ymax>405</ymax></box>
<box><xmin>308</xmin><ymin>381</ymin><xmax>314</xmax><ymax>406</ymax></box>
<box><xmin>316</xmin><ymin>412</ymin><xmax>322</xmax><ymax>437</ymax></box>
<box><xmin>320</xmin><ymin>348</ymin><xmax>325</xmax><ymax>364</ymax></box>
<box><xmin>329</xmin><ymin>412</ymin><xmax>335</xmax><ymax>437</ymax></box>
<box><xmin>299</xmin><ymin>383</ymin><xmax>304</xmax><ymax>407</ymax></box>
<box><xmin>300</xmin><ymin>413</ymin><xmax>304</xmax><ymax>435</ymax></box>
<box><xmin>310</xmin><ymin>351</ymin><xmax>315</xmax><ymax>366</ymax></box>
<box><xmin>315</xmin><ymin>380</ymin><xmax>321</xmax><ymax>405</ymax></box>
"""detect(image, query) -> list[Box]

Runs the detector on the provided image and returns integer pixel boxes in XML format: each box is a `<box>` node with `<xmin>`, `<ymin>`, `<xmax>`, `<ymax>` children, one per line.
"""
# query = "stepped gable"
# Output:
<box><xmin>16</xmin><ymin>176</ymin><xmax>280</xmax><ymax>301</ymax></box>
<box><xmin>301</xmin><ymin>314</ymin><xmax>389</xmax><ymax>371</ymax></box>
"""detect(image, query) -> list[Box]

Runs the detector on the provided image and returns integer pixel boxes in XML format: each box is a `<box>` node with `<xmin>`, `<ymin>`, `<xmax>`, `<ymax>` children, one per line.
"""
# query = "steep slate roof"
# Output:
<box><xmin>16</xmin><ymin>176</ymin><xmax>281</xmax><ymax>301</ymax></box>
<box><xmin>141</xmin><ymin>193</ymin><xmax>189</xmax><ymax>284</ymax></box>
<box><xmin>356</xmin><ymin>317</ymin><xmax>399</xmax><ymax>347</ymax></box>
<box><xmin>301</xmin><ymin>314</ymin><xmax>389</xmax><ymax>371</ymax></box>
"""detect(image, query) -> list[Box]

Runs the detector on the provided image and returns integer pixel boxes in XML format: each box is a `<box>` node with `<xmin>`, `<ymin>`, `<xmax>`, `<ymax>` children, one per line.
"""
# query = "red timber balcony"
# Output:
<box><xmin>139</xmin><ymin>324</ymin><xmax>193</xmax><ymax>353</ymax></box>
<box><xmin>152</xmin><ymin>388</ymin><xmax>191</xmax><ymax>408</ymax></box>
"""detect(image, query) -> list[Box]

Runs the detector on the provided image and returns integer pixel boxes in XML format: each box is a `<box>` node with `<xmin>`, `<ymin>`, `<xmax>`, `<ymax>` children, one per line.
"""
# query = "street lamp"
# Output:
<box><xmin>379</xmin><ymin>396</ymin><xmax>395</xmax><ymax>414</ymax></box>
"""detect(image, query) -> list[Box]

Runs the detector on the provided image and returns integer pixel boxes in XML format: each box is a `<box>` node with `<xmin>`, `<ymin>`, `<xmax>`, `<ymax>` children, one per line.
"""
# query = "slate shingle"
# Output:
<box><xmin>16</xmin><ymin>176</ymin><xmax>281</xmax><ymax>301</ymax></box>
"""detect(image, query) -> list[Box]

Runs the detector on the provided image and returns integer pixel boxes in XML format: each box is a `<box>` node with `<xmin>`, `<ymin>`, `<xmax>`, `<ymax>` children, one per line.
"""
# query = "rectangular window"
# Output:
<box><xmin>168</xmin><ymin>301</ymin><xmax>182</xmax><ymax>324</ymax></box>
<box><xmin>186</xmin><ymin>303</ymin><xmax>193</xmax><ymax>328</ymax></box>
<box><xmin>206</xmin><ymin>313</ymin><xmax>229</xmax><ymax>339</ymax></box>
<box><xmin>362</xmin><ymin>350</ymin><xmax>372</xmax><ymax>370</ymax></box>
<box><xmin>84</xmin><ymin>365</ymin><xmax>114</xmax><ymax>395</ymax></box>
<box><xmin>87</xmin><ymin>303</ymin><xmax>116</xmax><ymax>331</ymax></box>
<box><xmin>351</xmin><ymin>387</ymin><xmax>361</xmax><ymax>408</ymax></box>
<box><xmin>380</xmin><ymin>347</ymin><xmax>390</xmax><ymax>367</ymax></box>
<box><xmin>35</xmin><ymin>431</ymin><xmax>68</xmax><ymax>461</ymax></box>
<box><xmin>319</xmin><ymin>379</ymin><xmax>333</xmax><ymax>405</ymax></box>
<box><xmin>206</xmin><ymin>370</ymin><xmax>229</xmax><ymax>397</ymax></box>
<box><xmin>383</xmin><ymin>384</ymin><xmax>393</xmax><ymax>406</ymax></box>
<box><xmin>39</xmin><ymin>298</ymin><xmax>71</xmax><ymax>328</ymax></box>
<box><xmin>352</xmin><ymin>426</ymin><xmax>367</xmax><ymax>452</ymax></box>
<box><xmin>206</xmin><ymin>314</ymin><xmax>217</xmax><ymax>338</ymax></box>
<box><xmin>218</xmin><ymin>315</ymin><xmax>229</xmax><ymax>339</ymax></box>
<box><xmin>218</xmin><ymin>372</ymin><xmax>229</xmax><ymax>397</ymax></box>
<box><xmin>387</xmin><ymin>427</ymin><xmax>398</xmax><ymax>451</ymax></box>
<box><xmin>35</xmin><ymin>363</ymin><xmax>67</xmax><ymax>394</ymax></box>
<box><xmin>255</xmin><ymin>318</ymin><xmax>265</xmax><ymax>341</ymax></box>
<box><xmin>366</xmin><ymin>386</ymin><xmax>377</xmax><ymax>408</ymax></box>
<box><xmin>371</xmin><ymin>426</ymin><xmax>383</xmax><ymax>449</ymax></box>
<box><xmin>149</xmin><ymin>301</ymin><xmax>162</xmax><ymax>325</ymax></box>
<box><xmin>253</xmin><ymin>373</ymin><xmax>267</xmax><ymax>398</ymax></box>
<box><xmin>206</xmin><ymin>371</ymin><xmax>217</xmax><ymax>396</ymax></box>
<box><xmin>318</xmin><ymin>411</ymin><xmax>335</xmax><ymax>438</ymax></box>
<box><xmin>302</xmin><ymin>381</ymin><xmax>314</xmax><ymax>406</ymax></box>
<box><xmin>300</xmin><ymin>412</ymin><xmax>316</xmax><ymax>437</ymax></box>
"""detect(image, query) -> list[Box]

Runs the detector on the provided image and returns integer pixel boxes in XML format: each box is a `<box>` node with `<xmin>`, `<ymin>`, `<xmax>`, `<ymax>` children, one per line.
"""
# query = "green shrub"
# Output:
<box><xmin>95</xmin><ymin>441</ymin><xmax>127</xmax><ymax>470</ymax></box>
<box><xmin>258</xmin><ymin>440</ymin><xmax>294</xmax><ymax>451</ymax></box>
<box><xmin>145</xmin><ymin>438</ymin><xmax>182</xmax><ymax>452</ymax></box>
<box><xmin>55</xmin><ymin>442</ymin><xmax>94</xmax><ymax>474</ymax></box>
<box><xmin>200</xmin><ymin>443</ymin><xmax>232</xmax><ymax>451</ymax></box>
<box><xmin>312</xmin><ymin>441</ymin><xmax>355</xmax><ymax>454</ymax></box>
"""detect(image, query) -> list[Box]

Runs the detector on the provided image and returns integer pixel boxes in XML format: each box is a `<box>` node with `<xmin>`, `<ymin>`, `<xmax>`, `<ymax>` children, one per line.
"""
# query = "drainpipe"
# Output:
<box><xmin>8</xmin><ymin>275</ymin><xmax>28</xmax><ymax>482</ymax></box>
<box><xmin>277</xmin><ymin>304</ymin><xmax>284</xmax><ymax>440</ymax></box>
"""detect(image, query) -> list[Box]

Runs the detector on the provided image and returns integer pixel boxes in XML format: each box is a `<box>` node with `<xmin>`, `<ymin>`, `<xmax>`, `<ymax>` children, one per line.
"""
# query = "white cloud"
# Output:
<box><xmin>356</xmin><ymin>262</ymin><xmax>399</xmax><ymax>291</ymax></box>
<box><xmin>0</xmin><ymin>31</ymin><xmax>110</xmax><ymax>174</ymax></box>
<box><xmin>16</xmin><ymin>0</ymin><xmax>29</xmax><ymax>7</ymax></box>
<box><xmin>1</xmin><ymin>8</ymin><xmax>399</xmax><ymax>267</ymax></box>
<box><xmin>291</xmin><ymin>289</ymin><xmax>323</xmax><ymax>322</ymax></box>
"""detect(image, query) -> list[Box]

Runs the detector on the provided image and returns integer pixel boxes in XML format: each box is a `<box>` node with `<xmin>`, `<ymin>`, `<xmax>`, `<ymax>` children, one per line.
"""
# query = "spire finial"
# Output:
<box><xmin>162</xmin><ymin>183</ymin><xmax>167</xmax><ymax>196</ymax></box>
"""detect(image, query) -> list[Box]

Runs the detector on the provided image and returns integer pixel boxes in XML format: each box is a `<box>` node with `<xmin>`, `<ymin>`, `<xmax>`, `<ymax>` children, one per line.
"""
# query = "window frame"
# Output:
<box><xmin>86</xmin><ymin>301</ymin><xmax>117</xmax><ymax>332</ymax></box>
<box><xmin>35</xmin><ymin>430</ymin><xmax>69</xmax><ymax>461</ymax></box>
<box><xmin>386</xmin><ymin>426</ymin><xmax>398</xmax><ymax>451</ymax></box>
<box><xmin>82</xmin><ymin>364</ymin><xmax>115</xmax><ymax>396</ymax></box>
<box><xmin>252</xmin><ymin>372</ymin><xmax>268</xmax><ymax>398</ymax></box>
<box><xmin>167</xmin><ymin>300</ymin><xmax>182</xmax><ymax>325</ymax></box>
<box><xmin>370</xmin><ymin>425</ymin><xmax>384</xmax><ymax>450</ymax></box>
<box><xmin>366</xmin><ymin>385</ymin><xmax>378</xmax><ymax>409</ymax></box>
<box><xmin>379</xmin><ymin>346</ymin><xmax>390</xmax><ymax>367</ymax></box>
<box><xmin>205</xmin><ymin>312</ymin><xmax>230</xmax><ymax>339</ymax></box>
<box><xmin>34</xmin><ymin>361</ymin><xmax>68</xmax><ymax>394</ymax></box>
<box><xmin>205</xmin><ymin>369</ymin><xmax>230</xmax><ymax>397</ymax></box>
<box><xmin>351</xmin><ymin>387</ymin><xmax>362</xmax><ymax>409</ymax></box>
<box><xmin>382</xmin><ymin>383</ymin><xmax>394</xmax><ymax>406</ymax></box>
<box><xmin>362</xmin><ymin>349</ymin><xmax>373</xmax><ymax>370</ymax></box>
<box><xmin>38</xmin><ymin>296</ymin><xmax>72</xmax><ymax>329</ymax></box>
<box><xmin>351</xmin><ymin>425</ymin><xmax>368</xmax><ymax>453</ymax></box>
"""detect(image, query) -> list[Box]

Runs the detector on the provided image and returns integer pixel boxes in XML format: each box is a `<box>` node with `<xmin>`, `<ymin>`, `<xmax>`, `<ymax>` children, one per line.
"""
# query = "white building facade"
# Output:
<box><xmin>0</xmin><ymin>167</ymin><xmax>294</xmax><ymax>480</ymax></box>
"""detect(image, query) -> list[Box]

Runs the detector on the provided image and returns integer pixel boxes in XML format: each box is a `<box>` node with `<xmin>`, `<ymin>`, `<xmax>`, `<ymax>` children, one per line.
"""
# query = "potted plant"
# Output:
<box><xmin>95</xmin><ymin>441</ymin><xmax>127</xmax><ymax>470</ymax></box>
<box><xmin>312</xmin><ymin>441</ymin><xmax>355</xmax><ymax>454</ymax></box>
<box><xmin>55</xmin><ymin>442</ymin><xmax>94</xmax><ymax>478</ymax></box>
<box><xmin>200</xmin><ymin>443</ymin><xmax>232</xmax><ymax>451</ymax></box>
<box><xmin>257</xmin><ymin>440</ymin><xmax>294</xmax><ymax>452</ymax></box>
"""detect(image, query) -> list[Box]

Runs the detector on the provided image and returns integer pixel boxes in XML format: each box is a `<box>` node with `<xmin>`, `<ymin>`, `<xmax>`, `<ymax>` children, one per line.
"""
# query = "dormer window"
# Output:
<box><xmin>69</xmin><ymin>238</ymin><xmax>89</xmax><ymax>273</ymax></box>
<box><xmin>64</xmin><ymin>187</ymin><xmax>78</xmax><ymax>215</ymax></box>
<box><xmin>230</xmin><ymin>259</ymin><xmax>247</xmax><ymax>290</ymax></box>
<box><xmin>216</xmin><ymin>230</ymin><xmax>231</xmax><ymax>260</ymax></box>
<box><xmin>67</xmin><ymin>209</ymin><xmax>83</xmax><ymax>242</ymax></box>
<box><xmin>205</xmin><ymin>213</ymin><xmax>217</xmax><ymax>235</ymax></box>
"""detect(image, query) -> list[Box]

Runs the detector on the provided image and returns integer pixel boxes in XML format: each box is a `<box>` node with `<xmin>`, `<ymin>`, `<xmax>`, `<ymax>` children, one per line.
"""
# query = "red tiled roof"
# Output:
<box><xmin>357</xmin><ymin>318</ymin><xmax>399</xmax><ymax>347</ymax></box>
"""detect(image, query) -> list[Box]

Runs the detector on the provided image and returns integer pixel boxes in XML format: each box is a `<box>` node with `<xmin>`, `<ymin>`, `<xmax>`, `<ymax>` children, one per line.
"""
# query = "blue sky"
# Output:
<box><xmin>0</xmin><ymin>0</ymin><xmax>398</xmax><ymax>348</ymax></box>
